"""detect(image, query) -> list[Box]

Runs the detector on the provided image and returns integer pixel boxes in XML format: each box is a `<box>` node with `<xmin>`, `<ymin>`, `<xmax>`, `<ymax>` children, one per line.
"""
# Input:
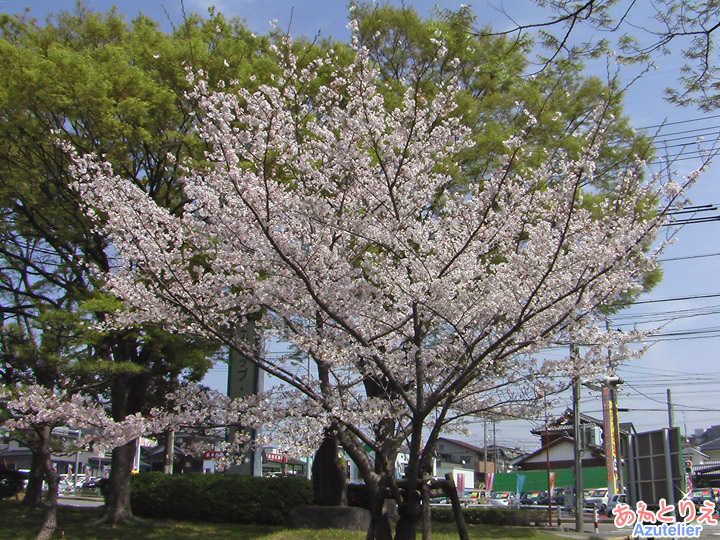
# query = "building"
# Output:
<box><xmin>434</xmin><ymin>437</ymin><xmax>525</xmax><ymax>489</ymax></box>
<box><xmin>0</xmin><ymin>427</ymin><xmax>112</xmax><ymax>479</ymax></box>
<box><xmin>690</xmin><ymin>426</ymin><xmax>720</xmax><ymax>447</ymax></box>
<box><xmin>514</xmin><ymin>410</ymin><xmax>632</xmax><ymax>478</ymax></box>
<box><xmin>262</xmin><ymin>448</ymin><xmax>308</xmax><ymax>477</ymax></box>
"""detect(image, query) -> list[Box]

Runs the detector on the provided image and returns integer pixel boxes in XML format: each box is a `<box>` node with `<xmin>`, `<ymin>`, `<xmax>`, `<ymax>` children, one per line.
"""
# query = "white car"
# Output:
<box><xmin>605</xmin><ymin>493</ymin><xmax>627</xmax><ymax>517</ymax></box>
<box><xmin>585</xmin><ymin>487</ymin><xmax>609</xmax><ymax>509</ymax></box>
<box><xmin>488</xmin><ymin>491</ymin><xmax>517</xmax><ymax>507</ymax></box>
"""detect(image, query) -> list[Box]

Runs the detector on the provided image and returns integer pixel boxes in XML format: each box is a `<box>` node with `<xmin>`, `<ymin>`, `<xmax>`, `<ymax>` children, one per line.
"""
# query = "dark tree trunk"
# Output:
<box><xmin>442</xmin><ymin>474</ymin><xmax>469</xmax><ymax>540</ymax></box>
<box><xmin>35</xmin><ymin>426</ymin><xmax>58</xmax><ymax>540</ymax></box>
<box><xmin>22</xmin><ymin>449</ymin><xmax>45</xmax><ymax>507</ymax></box>
<box><xmin>365</xmin><ymin>485</ymin><xmax>393</xmax><ymax>540</ymax></box>
<box><xmin>100</xmin><ymin>440</ymin><xmax>136</xmax><ymax>525</ymax></box>
<box><xmin>311</xmin><ymin>432</ymin><xmax>346</xmax><ymax>506</ymax></box>
<box><xmin>394</xmin><ymin>487</ymin><xmax>422</xmax><ymax>540</ymax></box>
<box><xmin>421</xmin><ymin>481</ymin><xmax>432</xmax><ymax>540</ymax></box>
<box><xmin>99</xmin><ymin>370</ymin><xmax>148</xmax><ymax>525</ymax></box>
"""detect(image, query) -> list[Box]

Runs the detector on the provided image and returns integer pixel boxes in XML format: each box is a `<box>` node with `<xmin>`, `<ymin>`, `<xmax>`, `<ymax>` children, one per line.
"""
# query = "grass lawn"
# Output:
<box><xmin>0</xmin><ymin>500</ymin><xmax>567</xmax><ymax>540</ymax></box>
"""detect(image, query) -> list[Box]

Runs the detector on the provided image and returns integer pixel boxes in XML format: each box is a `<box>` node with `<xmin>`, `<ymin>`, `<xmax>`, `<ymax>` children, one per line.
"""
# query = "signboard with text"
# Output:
<box><xmin>227</xmin><ymin>314</ymin><xmax>264</xmax><ymax>476</ymax></box>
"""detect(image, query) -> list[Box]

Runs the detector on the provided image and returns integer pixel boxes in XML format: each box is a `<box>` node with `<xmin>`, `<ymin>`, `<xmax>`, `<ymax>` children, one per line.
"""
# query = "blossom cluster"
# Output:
<box><xmin>0</xmin><ymin>385</ymin><xmax>149</xmax><ymax>453</ymax></box>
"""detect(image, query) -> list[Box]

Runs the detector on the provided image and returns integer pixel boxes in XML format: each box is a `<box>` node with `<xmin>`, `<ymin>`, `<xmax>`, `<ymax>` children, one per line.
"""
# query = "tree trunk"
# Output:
<box><xmin>366</xmin><ymin>486</ymin><xmax>393</xmax><ymax>540</ymax></box>
<box><xmin>99</xmin><ymin>369</ymin><xmax>148</xmax><ymax>525</ymax></box>
<box><xmin>442</xmin><ymin>474</ymin><xmax>469</xmax><ymax>540</ymax></box>
<box><xmin>99</xmin><ymin>440</ymin><xmax>135</xmax><ymax>525</ymax></box>
<box><xmin>394</xmin><ymin>488</ymin><xmax>422</xmax><ymax>540</ymax></box>
<box><xmin>421</xmin><ymin>481</ymin><xmax>432</xmax><ymax>540</ymax></box>
<box><xmin>35</xmin><ymin>426</ymin><xmax>58</xmax><ymax>540</ymax></box>
<box><xmin>22</xmin><ymin>449</ymin><xmax>45</xmax><ymax>507</ymax></box>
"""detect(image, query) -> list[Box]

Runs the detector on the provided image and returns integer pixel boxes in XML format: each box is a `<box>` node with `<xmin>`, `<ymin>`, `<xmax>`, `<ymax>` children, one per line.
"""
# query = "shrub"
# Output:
<box><xmin>130</xmin><ymin>472</ymin><xmax>312</xmax><ymax>525</ymax></box>
<box><xmin>0</xmin><ymin>469</ymin><xmax>26</xmax><ymax>499</ymax></box>
<box><xmin>432</xmin><ymin>506</ymin><xmax>549</xmax><ymax>526</ymax></box>
<box><xmin>347</xmin><ymin>483</ymin><xmax>372</xmax><ymax>509</ymax></box>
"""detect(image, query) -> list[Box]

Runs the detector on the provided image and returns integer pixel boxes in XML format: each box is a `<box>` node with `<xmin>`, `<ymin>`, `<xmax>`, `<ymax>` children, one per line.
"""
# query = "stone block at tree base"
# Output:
<box><xmin>288</xmin><ymin>505</ymin><xmax>371</xmax><ymax>531</ymax></box>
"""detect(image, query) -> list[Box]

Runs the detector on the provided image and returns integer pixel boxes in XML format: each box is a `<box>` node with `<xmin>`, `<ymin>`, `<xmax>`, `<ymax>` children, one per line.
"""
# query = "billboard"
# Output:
<box><xmin>627</xmin><ymin>427</ymin><xmax>684</xmax><ymax>508</ymax></box>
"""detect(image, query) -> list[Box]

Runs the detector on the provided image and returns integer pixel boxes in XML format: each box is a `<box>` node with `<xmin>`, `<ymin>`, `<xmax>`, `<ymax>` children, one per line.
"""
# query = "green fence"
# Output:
<box><xmin>491</xmin><ymin>466</ymin><xmax>610</xmax><ymax>493</ymax></box>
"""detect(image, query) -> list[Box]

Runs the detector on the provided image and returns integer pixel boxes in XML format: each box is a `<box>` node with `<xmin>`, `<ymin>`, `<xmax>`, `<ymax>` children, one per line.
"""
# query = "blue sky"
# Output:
<box><xmin>4</xmin><ymin>0</ymin><xmax>720</xmax><ymax>450</ymax></box>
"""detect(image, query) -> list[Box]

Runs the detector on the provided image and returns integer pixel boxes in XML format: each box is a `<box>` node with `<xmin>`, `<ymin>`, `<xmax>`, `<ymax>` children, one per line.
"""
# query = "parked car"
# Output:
<box><xmin>58</xmin><ymin>478</ymin><xmax>74</xmax><ymax>494</ymax></box>
<box><xmin>554</xmin><ymin>487</ymin><xmax>568</xmax><ymax>506</ymax></box>
<box><xmin>519</xmin><ymin>491</ymin><xmax>545</xmax><ymax>505</ymax></box>
<box><xmin>537</xmin><ymin>487</ymin><xmax>565</xmax><ymax>506</ymax></box>
<box><xmin>605</xmin><ymin>493</ymin><xmax>627</xmax><ymax>517</ymax></box>
<box><xmin>690</xmin><ymin>487</ymin><xmax>720</xmax><ymax>509</ymax></box>
<box><xmin>81</xmin><ymin>477</ymin><xmax>100</xmax><ymax>490</ymax></box>
<box><xmin>585</xmin><ymin>487</ymin><xmax>609</xmax><ymax>509</ymax></box>
<box><xmin>463</xmin><ymin>489</ymin><xmax>485</xmax><ymax>503</ymax></box>
<box><xmin>488</xmin><ymin>491</ymin><xmax>517</xmax><ymax>507</ymax></box>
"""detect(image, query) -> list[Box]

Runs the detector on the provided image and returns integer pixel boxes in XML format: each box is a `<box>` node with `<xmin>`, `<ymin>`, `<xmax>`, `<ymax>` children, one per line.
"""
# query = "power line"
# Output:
<box><xmin>623</xmin><ymin>292</ymin><xmax>720</xmax><ymax>306</ymax></box>
<box><xmin>650</xmin><ymin>124</ymin><xmax>720</xmax><ymax>142</ymax></box>
<box><xmin>637</xmin><ymin>114</ymin><xmax>720</xmax><ymax>131</ymax></box>
<box><xmin>659</xmin><ymin>252</ymin><xmax>720</xmax><ymax>262</ymax></box>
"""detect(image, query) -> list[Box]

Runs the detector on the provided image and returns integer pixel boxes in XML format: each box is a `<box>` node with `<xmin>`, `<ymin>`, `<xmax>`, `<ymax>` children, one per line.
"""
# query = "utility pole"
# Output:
<box><xmin>584</xmin><ymin>376</ymin><xmax>623</xmax><ymax>496</ymax></box>
<box><xmin>493</xmin><ymin>420</ymin><xmax>497</xmax><ymax>472</ymax></box>
<box><xmin>544</xmin><ymin>393</ymin><xmax>553</xmax><ymax>527</ymax></box>
<box><xmin>573</xmin><ymin>377</ymin><xmax>584</xmax><ymax>533</ymax></box>
<box><xmin>306</xmin><ymin>355</ymin><xmax>312</xmax><ymax>480</ymax></box>
<box><xmin>611</xmin><ymin>383</ymin><xmax>624</xmax><ymax>492</ymax></box>
<box><xmin>73</xmin><ymin>429</ymin><xmax>81</xmax><ymax>490</ymax></box>
<box><xmin>164</xmin><ymin>430</ymin><xmax>175</xmax><ymax>474</ymax></box>
<box><xmin>483</xmin><ymin>417</ymin><xmax>488</xmax><ymax>488</ymax></box>
<box><xmin>667</xmin><ymin>389</ymin><xmax>675</xmax><ymax>429</ymax></box>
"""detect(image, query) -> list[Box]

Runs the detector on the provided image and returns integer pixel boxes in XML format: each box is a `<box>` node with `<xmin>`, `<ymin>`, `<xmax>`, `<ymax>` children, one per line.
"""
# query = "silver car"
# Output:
<box><xmin>585</xmin><ymin>487</ymin><xmax>609</xmax><ymax>509</ymax></box>
<box><xmin>488</xmin><ymin>491</ymin><xmax>517</xmax><ymax>507</ymax></box>
<box><xmin>604</xmin><ymin>493</ymin><xmax>627</xmax><ymax>517</ymax></box>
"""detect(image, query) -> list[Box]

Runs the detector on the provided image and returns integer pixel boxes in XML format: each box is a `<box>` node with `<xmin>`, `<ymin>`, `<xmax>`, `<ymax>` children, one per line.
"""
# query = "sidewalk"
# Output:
<box><xmin>545</xmin><ymin>525</ymin><xmax>627</xmax><ymax>540</ymax></box>
<box><xmin>541</xmin><ymin>512</ymin><xmax>627</xmax><ymax>540</ymax></box>
<box><xmin>543</xmin><ymin>526</ymin><xmax>628</xmax><ymax>540</ymax></box>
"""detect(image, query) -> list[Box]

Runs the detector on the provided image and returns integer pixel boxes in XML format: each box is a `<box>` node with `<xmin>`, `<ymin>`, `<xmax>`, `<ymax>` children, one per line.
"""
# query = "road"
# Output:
<box><xmin>553</xmin><ymin>508</ymin><xmax>720</xmax><ymax>539</ymax></box>
<box><xmin>57</xmin><ymin>495</ymin><xmax>104</xmax><ymax>508</ymax></box>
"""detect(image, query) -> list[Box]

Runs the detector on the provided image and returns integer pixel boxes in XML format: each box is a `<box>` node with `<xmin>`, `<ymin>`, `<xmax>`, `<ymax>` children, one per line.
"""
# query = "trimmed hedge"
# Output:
<box><xmin>130</xmin><ymin>472</ymin><xmax>312</xmax><ymax>525</ymax></box>
<box><xmin>0</xmin><ymin>469</ymin><xmax>26</xmax><ymax>499</ymax></box>
<box><xmin>432</xmin><ymin>506</ymin><xmax>549</xmax><ymax>527</ymax></box>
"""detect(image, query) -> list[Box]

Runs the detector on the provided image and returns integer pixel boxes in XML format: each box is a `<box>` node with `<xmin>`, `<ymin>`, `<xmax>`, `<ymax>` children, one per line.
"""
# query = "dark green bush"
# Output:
<box><xmin>432</xmin><ymin>506</ymin><xmax>549</xmax><ymax>526</ymax></box>
<box><xmin>347</xmin><ymin>483</ymin><xmax>372</xmax><ymax>509</ymax></box>
<box><xmin>130</xmin><ymin>472</ymin><xmax>312</xmax><ymax>525</ymax></box>
<box><xmin>0</xmin><ymin>469</ymin><xmax>26</xmax><ymax>499</ymax></box>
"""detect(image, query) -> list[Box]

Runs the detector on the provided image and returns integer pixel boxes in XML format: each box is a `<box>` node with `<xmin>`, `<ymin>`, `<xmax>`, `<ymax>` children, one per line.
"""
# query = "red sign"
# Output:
<box><xmin>203</xmin><ymin>450</ymin><xmax>223</xmax><ymax>460</ymax></box>
<box><xmin>265</xmin><ymin>452</ymin><xmax>287</xmax><ymax>463</ymax></box>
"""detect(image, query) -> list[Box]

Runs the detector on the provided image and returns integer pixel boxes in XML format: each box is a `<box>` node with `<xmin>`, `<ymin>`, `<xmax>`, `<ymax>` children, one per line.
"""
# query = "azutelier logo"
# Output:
<box><xmin>612</xmin><ymin>499</ymin><xmax>717</xmax><ymax>538</ymax></box>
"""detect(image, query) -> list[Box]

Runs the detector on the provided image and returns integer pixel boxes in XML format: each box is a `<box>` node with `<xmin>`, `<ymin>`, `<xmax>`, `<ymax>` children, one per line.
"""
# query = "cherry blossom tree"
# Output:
<box><xmin>0</xmin><ymin>385</ymin><xmax>151</xmax><ymax>540</ymax></box>
<box><xmin>68</xmin><ymin>26</ymin><xmax>700</xmax><ymax>539</ymax></box>
<box><xmin>0</xmin><ymin>381</ymin><xmax>269</xmax><ymax>540</ymax></box>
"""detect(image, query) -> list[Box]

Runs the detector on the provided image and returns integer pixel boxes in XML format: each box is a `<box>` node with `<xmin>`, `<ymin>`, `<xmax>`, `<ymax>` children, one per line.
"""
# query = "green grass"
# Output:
<box><xmin>0</xmin><ymin>500</ymin><xmax>566</xmax><ymax>540</ymax></box>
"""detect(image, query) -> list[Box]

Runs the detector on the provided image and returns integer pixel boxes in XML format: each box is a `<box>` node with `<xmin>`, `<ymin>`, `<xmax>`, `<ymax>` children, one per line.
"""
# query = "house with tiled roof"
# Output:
<box><xmin>434</xmin><ymin>436</ymin><xmax>525</xmax><ymax>488</ymax></box>
<box><xmin>513</xmin><ymin>409</ymin><xmax>632</xmax><ymax>474</ymax></box>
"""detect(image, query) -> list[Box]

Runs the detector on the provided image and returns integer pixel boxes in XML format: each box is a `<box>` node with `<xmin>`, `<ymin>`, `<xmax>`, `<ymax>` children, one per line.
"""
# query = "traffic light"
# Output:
<box><xmin>685</xmin><ymin>460</ymin><xmax>693</xmax><ymax>474</ymax></box>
